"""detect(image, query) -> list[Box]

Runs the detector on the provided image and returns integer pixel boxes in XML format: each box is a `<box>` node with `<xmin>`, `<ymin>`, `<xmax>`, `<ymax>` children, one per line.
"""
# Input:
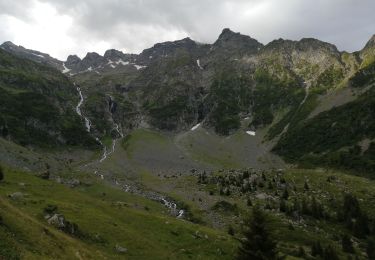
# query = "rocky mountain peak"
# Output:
<box><xmin>84</xmin><ymin>52</ymin><xmax>103</xmax><ymax>61</ymax></box>
<box><xmin>0</xmin><ymin>41</ymin><xmax>63</xmax><ymax>69</ymax></box>
<box><xmin>152</xmin><ymin>37</ymin><xmax>197</xmax><ymax>50</ymax></box>
<box><xmin>364</xmin><ymin>34</ymin><xmax>375</xmax><ymax>49</ymax></box>
<box><xmin>139</xmin><ymin>37</ymin><xmax>200</xmax><ymax>63</ymax></box>
<box><xmin>104</xmin><ymin>49</ymin><xmax>126</xmax><ymax>60</ymax></box>
<box><xmin>264</xmin><ymin>37</ymin><xmax>338</xmax><ymax>55</ymax></box>
<box><xmin>66</xmin><ymin>54</ymin><xmax>81</xmax><ymax>63</ymax></box>
<box><xmin>65</xmin><ymin>55</ymin><xmax>81</xmax><ymax>70</ymax></box>
<box><xmin>217</xmin><ymin>28</ymin><xmax>237</xmax><ymax>38</ymax></box>
<box><xmin>1</xmin><ymin>41</ymin><xmax>17</xmax><ymax>49</ymax></box>
<box><xmin>213</xmin><ymin>28</ymin><xmax>263</xmax><ymax>55</ymax></box>
<box><xmin>298</xmin><ymin>38</ymin><xmax>339</xmax><ymax>53</ymax></box>
<box><xmin>80</xmin><ymin>52</ymin><xmax>106</xmax><ymax>69</ymax></box>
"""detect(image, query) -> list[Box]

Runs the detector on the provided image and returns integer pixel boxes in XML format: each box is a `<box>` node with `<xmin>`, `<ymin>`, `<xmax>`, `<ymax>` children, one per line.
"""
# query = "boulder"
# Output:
<box><xmin>115</xmin><ymin>244</ymin><xmax>127</xmax><ymax>253</ymax></box>
<box><xmin>8</xmin><ymin>192</ymin><xmax>24</xmax><ymax>200</ymax></box>
<box><xmin>47</xmin><ymin>214</ymin><xmax>66</xmax><ymax>229</ymax></box>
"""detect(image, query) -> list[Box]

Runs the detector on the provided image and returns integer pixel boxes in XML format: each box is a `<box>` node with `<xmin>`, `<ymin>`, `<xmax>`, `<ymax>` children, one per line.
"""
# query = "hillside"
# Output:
<box><xmin>0</xmin><ymin>49</ymin><xmax>96</xmax><ymax>148</ymax></box>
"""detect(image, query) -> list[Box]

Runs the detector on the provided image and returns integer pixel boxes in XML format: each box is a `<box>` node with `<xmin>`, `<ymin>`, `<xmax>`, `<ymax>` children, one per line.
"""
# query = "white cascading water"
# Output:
<box><xmin>161</xmin><ymin>198</ymin><xmax>184</xmax><ymax>218</ymax></box>
<box><xmin>98</xmin><ymin>95</ymin><xmax>125</xmax><ymax>163</ymax></box>
<box><xmin>76</xmin><ymin>87</ymin><xmax>183</xmax><ymax>218</ymax></box>
<box><xmin>76</xmin><ymin>86</ymin><xmax>91</xmax><ymax>132</ymax></box>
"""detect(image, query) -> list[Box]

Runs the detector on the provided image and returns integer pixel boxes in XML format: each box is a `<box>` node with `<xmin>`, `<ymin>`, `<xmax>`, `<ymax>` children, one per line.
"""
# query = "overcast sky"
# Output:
<box><xmin>0</xmin><ymin>0</ymin><xmax>374</xmax><ymax>60</ymax></box>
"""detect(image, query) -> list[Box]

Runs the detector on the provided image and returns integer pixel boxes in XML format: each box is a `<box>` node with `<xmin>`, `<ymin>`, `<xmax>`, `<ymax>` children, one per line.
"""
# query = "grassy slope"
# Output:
<box><xmin>183</xmin><ymin>167</ymin><xmax>375</xmax><ymax>259</ymax></box>
<box><xmin>114</xmin><ymin>128</ymin><xmax>374</xmax><ymax>258</ymax></box>
<box><xmin>0</xmin><ymin>167</ymin><xmax>237</xmax><ymax>259</ymax></box>
<box><xmin>99</xmin><ymin>136</ymin><xmax>375</xmax><ymax>259</ymax></box>
<box><xmin>121</xmin><ymin>128</ymin><xmax>283</xmax><ymax>172</ymax></box>
<box><xmin>273</xmin><ymin>85</ymin><xmax>375</xmax><ymax>174</ymax></box>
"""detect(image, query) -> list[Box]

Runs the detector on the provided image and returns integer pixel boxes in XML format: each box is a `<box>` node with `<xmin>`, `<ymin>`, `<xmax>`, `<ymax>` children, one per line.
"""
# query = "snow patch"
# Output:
<box><xmin>191</xmin><ymin>123</ymin><xmax>201</xmax><ymax>131</ymax></box>
<box><xmin>246</xmin><ymin>131</ymin><xmax>256</xmax><ymax>136</ymax></box>
<box><xmin>31</xmin><ymin>53</ymin><xmax>45</xmax><ymax>58</ymax></box>
<box><xmin>134</xmin><ymin>64</ymin><xmax>146</xmax><ymax>70</ymax></box>
<box><xmin>82</xmin><ymin>66</ymin><xmax>93</xmax><ymax>73</ymax></box>
<box><xmin>62</xmin><ymin>63</ymin><xmax>70</xmax><ymax>73</ymax></box>
<box><xmin>116</xmin><ymin>59</ymin><xmax>129</xmax><ymax>66</ymax></box>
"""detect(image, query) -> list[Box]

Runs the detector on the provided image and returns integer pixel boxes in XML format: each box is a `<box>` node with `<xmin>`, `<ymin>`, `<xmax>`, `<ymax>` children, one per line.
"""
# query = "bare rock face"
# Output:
<box><xmin>212</xmin><ymin>28</ymin><xmax>263</xmax><ymax>56</ymax></box>
<box><xmin>364</xmin><ymin>34</ymin><xmax>375</xmax><ymax>50</ymax></box>
<box><xmin>65</xmin><ymin>55</ymin><xmax>81</xmax><ymax>68</ymax></box>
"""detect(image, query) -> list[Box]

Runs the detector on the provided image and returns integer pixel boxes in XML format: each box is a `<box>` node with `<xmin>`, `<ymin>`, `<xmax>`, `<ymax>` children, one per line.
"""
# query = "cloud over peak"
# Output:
<box><xmin>0</xmin><ymin>0</ymin><xmax>374</xmax><ymax>60</ymax></box>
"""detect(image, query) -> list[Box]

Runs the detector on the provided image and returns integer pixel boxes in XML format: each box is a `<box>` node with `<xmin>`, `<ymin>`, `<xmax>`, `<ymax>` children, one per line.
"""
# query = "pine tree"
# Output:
<box><xmin>279</xmin><ymin>199</ymin><xmax>287</xmax><ymax>213</ymax></box>
<box><xmin>311</xmin><ymin>196</ymin><xmax>323</xmax><ymax>219</ymax></box>
<box><xmin>367</xmin><ymin>238</ymin><xmax>375</xmax><ymax>260</ymax></box>
<box><xmin>237</xmin><ymin>206</ymin><xmax>277</xmax><ymax>260</ymax></box>
<box><xmin>228</xmin><ymin>225</ymin><xmax>235</xmax><ymax>236</ymax></box>
<box><xmin>0</xmin><ymin>164</ymin><xmax>3</xmax><ymax>182</ymax></box>
<box><xmin>282</xmin><ymin>188</ymin><xmax>289</xmax><ymax>200</ymax></box>
<box><xmin>304</xmin><ymin>180</ymin><xmax>309</xmax><ymax>191</ymax></box>
<box><xmin>302</xmin><ymin>197</ymin><xmax>310</xmax><ymax>215</ymax></box>
<box><xmin>342</xmin><ymin>234</ymin><xmax>354</xmax><ymax>253</ymax></box>
<box><xmin>297</xmin><ymin>246</ymin><xmax>306</xmax><ymax>257</ymax></box>
<box><xmin>311</xmin><ymin>241</ymin><xmax>323</xmax><ymax>257</ymax></box>
<box><xmin>324</xmin><ymin>244</ymin><xmax>339</xmax><ymax>260</ymax></box>
<box><xmin>246</xmin><ymin>197</ymin><xmax>252</xmax><ymax>207</ymax></box>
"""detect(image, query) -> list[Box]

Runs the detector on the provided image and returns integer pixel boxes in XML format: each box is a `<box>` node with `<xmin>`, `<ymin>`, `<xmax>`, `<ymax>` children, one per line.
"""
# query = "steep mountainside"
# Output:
<box><xmin>0</xmin><ymin>49</ymin><xmax>96</xmax><ymax>148</ymax></box>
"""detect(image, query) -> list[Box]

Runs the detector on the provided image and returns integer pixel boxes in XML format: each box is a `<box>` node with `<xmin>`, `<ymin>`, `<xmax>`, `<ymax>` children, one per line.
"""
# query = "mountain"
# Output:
<box><xmin>0</xmin><ymin>48</ymin><xmax>96</xmax><ymax>148</ymax></box>
<box><xmin>1</xmin><ymin>29</ymin><xmax>375</xmax><ymax>259</ymax></box>
<box><xmin>1</xmin><ymin>30</ymin><xmax>374</xmax><ymax>168</ymax></box>
<box><xmin>0</xmin><ymin>41</ymin><xmax>64</xmax><ymax>70</ymax></box>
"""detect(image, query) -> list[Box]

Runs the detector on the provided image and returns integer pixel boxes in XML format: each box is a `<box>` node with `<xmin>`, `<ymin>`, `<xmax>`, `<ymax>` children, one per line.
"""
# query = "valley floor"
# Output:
<box><xmin>1</xmin><ymin>128</ymin><xmax>374</xmax><ymax>259</ymax></box>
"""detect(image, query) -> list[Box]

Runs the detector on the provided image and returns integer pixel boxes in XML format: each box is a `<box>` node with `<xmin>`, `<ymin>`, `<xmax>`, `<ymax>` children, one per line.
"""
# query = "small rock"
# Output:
<box><xmin>8</xmin><ymin>192</ymin><xmax>24</xmax><ymax>200</ymax></box>
<box><xmin>115</xmin><ymin>244</ymin><xmax>127</xmax><ymax>253</ymax></box>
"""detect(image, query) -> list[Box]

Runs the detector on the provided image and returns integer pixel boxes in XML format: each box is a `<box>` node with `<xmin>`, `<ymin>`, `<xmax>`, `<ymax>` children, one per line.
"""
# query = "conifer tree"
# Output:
<box><xmin>324</xmin><ymin>244</ymin><xmax>339</xmax><ymax>260</ymax></box>
<box><xmin>367</xmin><ymin>238</ymin><xmax>375</xmax><ymax>260</ymax></box>
<box><xmin>0</xmin><ymin>164</ymin><xmax>3</xmax><ymax>182</ymax></box>
<box><xmin>342</xmin><ymin>234</ymin><xmax>354</xmax><ymax>253</ymax></box>
<box><xmin>237</xmin><ymin>206</ymin><xmax>277</xmax><ymax>260</ymax></box>
<box><xmin>282</xmin><ymin>188</ymin><xmax>289</xmax><ymax>200</ymax></box>
<box><xmin>311</xmin><ymin>241</ymin><xmax>323</xmax><ymax>257</ymax></box>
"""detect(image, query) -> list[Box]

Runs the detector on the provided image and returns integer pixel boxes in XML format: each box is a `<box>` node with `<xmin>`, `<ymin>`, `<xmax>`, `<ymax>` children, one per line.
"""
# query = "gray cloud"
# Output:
<box><xmin>0</xmin><ymin>0</ymin><xmax>374</xmax><ymax>59</ymax></box>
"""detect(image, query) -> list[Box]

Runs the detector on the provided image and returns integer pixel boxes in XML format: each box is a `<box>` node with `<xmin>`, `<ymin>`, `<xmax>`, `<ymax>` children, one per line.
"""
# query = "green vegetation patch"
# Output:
<box><xmin>0</xmin><ymin>166</ymin><xmax>237</xmax><ymax>259</ymax></box>
<box><xmin>209</xmin><ymin>70</ymin><xmax>252</xmax><ymax>135</ymax></box>
<box><xmin>273</xmin><ymin>88</ymin><xmax>375</xmax><ymax>174</ymax></box>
